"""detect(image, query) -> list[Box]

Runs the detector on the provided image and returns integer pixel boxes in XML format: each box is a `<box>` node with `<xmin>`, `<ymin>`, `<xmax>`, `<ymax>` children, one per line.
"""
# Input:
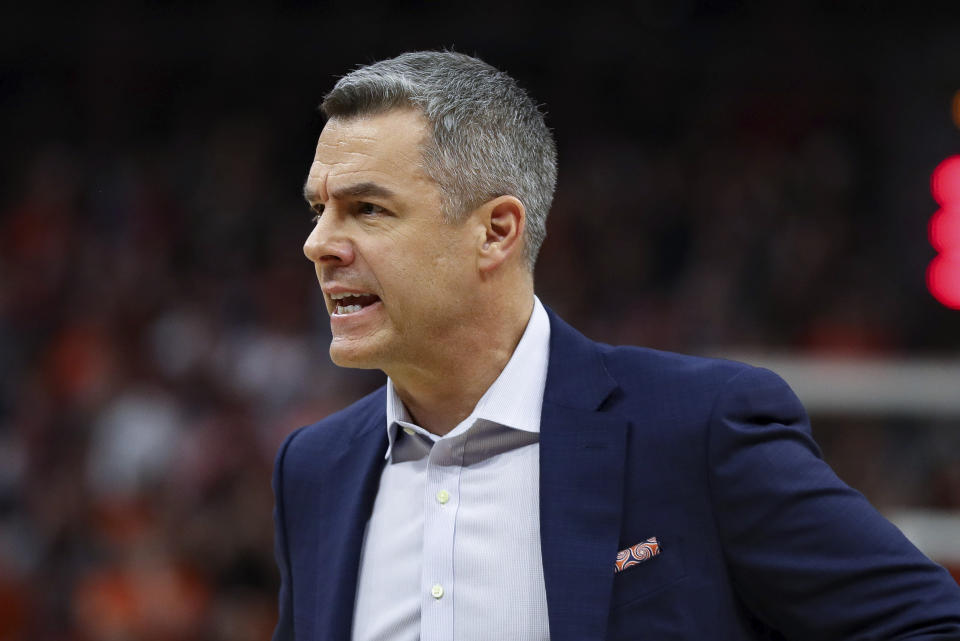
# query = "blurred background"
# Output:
<box><xmin>2</xmin><ymin>1</ymin><xmax>960</xmax><ymax>639</ymax></box>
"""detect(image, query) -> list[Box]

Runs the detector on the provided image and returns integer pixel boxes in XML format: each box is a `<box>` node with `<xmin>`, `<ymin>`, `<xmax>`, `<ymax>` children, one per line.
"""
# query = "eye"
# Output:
<box><xmin>310</xmin><ymin>203</ymin><xmax>324</xmax><ymax>222</ymax></box>
<box><xmin>358</xmin><ymin>202</ymin><xmax>386</xmax><ymax>216</ymax></box>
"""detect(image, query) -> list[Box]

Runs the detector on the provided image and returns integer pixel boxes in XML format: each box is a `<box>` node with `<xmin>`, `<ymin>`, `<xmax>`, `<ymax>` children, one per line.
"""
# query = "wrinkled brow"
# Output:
<box><xmin>303</xmin><ymin>181</ymin><xmax>396</xmax><ymax>204</ymax></box>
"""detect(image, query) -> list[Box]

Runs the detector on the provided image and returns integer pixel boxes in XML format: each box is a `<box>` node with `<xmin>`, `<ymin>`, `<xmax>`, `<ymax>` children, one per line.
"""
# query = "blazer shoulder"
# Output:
<box><xmin>544</xmin><ymin>306</ymin><xmax>797</xmax><ymax>418</ymax></box>
<box><xmin>598</xmin><ymin>342</ymin><xmax>762</xmax><ymax>391</ymax></box>
<box><xmin>595</xmin><ymin>342</ymin><xmax>807</xmax><ymax>425</ymax></box>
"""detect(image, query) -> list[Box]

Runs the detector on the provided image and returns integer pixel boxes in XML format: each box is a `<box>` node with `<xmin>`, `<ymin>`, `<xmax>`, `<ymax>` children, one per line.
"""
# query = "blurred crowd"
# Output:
<box><xmin>2</xmin><ymin>3</ymin><xmax>960</xmax><ymax>639</ymax></box>
<box><xmin>0</xmin><ymin>136</ymin><xmax>339</xmax><ymax>639</ymax></box>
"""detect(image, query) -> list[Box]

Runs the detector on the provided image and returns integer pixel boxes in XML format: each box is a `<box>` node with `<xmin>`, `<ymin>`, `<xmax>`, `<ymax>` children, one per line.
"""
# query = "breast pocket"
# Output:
<box><xmin>610</xmin><ymin>536</ymin><xmax>687</xmax><ymax>610</ymax></box>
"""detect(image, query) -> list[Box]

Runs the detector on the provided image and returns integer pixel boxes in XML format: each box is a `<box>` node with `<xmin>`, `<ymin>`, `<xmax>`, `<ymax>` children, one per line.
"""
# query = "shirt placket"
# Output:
<box><xmin>419</xmin><ymin>432</ymin><xmax>465</xmax><ymax>641</ymax></box>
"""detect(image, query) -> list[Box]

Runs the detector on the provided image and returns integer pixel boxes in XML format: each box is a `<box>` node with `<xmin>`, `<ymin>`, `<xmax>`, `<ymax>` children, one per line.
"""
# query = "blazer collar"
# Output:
<box><xmin>311</xmin><ymin>399</ymin><xmax>388</xmax><ymax>640</ymax></box>
<box><xmin>543</xmin><ymin>308</ymin><xmax>618</xmax><ymax>410</ymax></box>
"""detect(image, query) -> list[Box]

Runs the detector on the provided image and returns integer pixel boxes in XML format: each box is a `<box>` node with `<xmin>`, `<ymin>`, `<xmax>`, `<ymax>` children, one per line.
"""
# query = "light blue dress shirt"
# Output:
<box><xmin>351</xmin><ymin>297</ymin><xmax>552</xmax><ymax>641</ymax></box>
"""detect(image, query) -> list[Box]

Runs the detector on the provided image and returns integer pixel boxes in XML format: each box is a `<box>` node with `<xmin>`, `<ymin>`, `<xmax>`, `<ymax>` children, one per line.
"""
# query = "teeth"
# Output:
<box><xmin>330</xmin><ymin>291</ymin><xmax>378</xmax><ymax>315</ymax></box>
<box><xmin>335</xmin><ymin>304</ymin><xmax>362</xmax><ymax>315</ymax></box>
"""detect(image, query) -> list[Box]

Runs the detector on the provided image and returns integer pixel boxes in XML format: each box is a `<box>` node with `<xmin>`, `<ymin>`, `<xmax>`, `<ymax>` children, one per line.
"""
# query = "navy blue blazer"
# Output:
<box><xmin>272</xmin><ymin>309</ymin><xmax>960</xmax><ymax>640</ymax></box>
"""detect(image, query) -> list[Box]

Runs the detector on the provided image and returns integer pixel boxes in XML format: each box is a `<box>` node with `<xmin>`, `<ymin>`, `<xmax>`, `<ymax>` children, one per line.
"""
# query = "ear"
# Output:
<box><xmin>476</xmin><ymin>195</ymin><xmax>526</xmax><ymax>273</ymax></box>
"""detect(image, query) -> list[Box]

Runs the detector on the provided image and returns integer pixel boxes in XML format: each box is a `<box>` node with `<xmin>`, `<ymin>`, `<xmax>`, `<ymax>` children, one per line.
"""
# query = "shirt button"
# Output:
<box><xmin>403</xmin><ymin>427</ymin><xmax>415</xmax><ymax>436</ymax></box>
<box><xmin>436</xmin><ymin>490</ymin><xmax>450</xmax><ymax>504</ymax></box>
<box><xmin>430</xmin><ymin>584</ymin><xmax>444</xmax><ymax>599</ymax></box>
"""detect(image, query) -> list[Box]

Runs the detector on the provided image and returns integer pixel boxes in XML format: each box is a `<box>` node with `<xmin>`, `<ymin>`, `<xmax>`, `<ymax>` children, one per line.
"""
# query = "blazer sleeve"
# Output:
<box><xmin>271</xmin><ymin>427</ymin><xmax>302</xmax><ymax>641</ymax></box>
<box><xmin>707</xmin><ymin>366</ymin><xmax>960</xmax><ymax>640</ymax></box>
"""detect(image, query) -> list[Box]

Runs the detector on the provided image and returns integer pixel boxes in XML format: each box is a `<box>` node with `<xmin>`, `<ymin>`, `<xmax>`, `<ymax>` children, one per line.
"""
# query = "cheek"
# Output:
<box><xmin>429</xmin><ymin>239</ymin><xmax>472</xmax><ymax>281</ymax></box>
<box><xmin>406</xmin><ymin>237</ymin><xmax>467</xmax><ymax>285</ymax></box>
<box><xmin>377</xmin><ymin>227</ymin><xmax>476</xmax><ymax>312</ymax></box>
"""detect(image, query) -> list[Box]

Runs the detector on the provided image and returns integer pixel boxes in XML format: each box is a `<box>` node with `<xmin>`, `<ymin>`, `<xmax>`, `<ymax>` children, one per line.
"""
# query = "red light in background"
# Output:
<box><xmin>928</xmin><ymin>207</ymin><xmax>960</xmax><ymax>252</ymax></box>
<box><xmin>931</xmin><ymin>155</ymin><xmax>960</xmax><ymax>206</ymax></box>
<box><xmin>928</xmin><ymin>155</ymin><xmax>960</xmax><ymax>310</ymax></box>
<box><xmin>927</xmin><ymin>254</ymin><xmax>960</xmax><ymax>309</ymax></box>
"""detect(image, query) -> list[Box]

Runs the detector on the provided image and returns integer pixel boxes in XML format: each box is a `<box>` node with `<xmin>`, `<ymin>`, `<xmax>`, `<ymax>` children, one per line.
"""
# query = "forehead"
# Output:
<box><xmin>306</xmin><ymin>109</ymin><xmax>433</xmax><ymax>200</ymax></box>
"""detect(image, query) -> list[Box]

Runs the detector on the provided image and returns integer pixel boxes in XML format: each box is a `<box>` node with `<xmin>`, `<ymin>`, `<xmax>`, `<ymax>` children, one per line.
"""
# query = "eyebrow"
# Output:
<box><xmin>303</xmin><ymin>181</ymin><xmax>396</xmax><ymax>204</ymax></box>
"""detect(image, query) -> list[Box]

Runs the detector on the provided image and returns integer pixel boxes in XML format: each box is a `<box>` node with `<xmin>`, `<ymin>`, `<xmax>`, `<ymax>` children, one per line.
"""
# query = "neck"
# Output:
<box><xmin>388</xmin><ymin>291</ymin><xmax>535</xmax><ymax>436</ymax></box>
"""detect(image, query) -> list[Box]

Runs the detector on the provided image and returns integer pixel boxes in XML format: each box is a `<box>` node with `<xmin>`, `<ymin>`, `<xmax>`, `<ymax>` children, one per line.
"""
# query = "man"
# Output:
<box><xmin>272</xmin><ymin>51</ymin><xmax>960</xmax><ymax>641</ymax></box>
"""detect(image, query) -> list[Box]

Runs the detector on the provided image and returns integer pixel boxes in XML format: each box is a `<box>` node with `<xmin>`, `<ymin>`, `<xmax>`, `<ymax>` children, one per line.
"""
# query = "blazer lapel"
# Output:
<box><xmin>540</xmin><ymin>310</ymin><xmax>629</xmax><ymax>641</ymax></box>
<box><xmin>308</xmin><ymin>407</ymin><xmax>387</xmax><ymax>640</ymax></box>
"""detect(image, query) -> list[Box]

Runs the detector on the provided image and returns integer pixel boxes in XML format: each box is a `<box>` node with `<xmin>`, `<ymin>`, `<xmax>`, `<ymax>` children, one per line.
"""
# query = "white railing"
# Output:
<box><xmin>722</xmin><ymin>353</ymin><xmax>960</xmax><ymax>417</ymax></box>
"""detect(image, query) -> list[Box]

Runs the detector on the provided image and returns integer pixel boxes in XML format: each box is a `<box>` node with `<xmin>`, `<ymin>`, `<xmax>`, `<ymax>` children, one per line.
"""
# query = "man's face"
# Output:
<box><xmin>303</xmin><ymin>108</ymin><xmax>480</xmax><ymax>372</ymax></box>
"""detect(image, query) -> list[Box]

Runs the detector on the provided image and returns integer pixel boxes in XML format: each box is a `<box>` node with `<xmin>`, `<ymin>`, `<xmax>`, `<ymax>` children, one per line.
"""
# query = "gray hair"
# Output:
<box><xmin>321</xmin><ymin>51</ymin><xmax>557</xmax><ymax>271</ymax></box>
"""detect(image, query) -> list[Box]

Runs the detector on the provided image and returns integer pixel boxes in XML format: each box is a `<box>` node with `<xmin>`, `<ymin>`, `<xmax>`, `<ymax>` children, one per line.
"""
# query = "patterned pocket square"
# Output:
<box><xmin>614</xmin><ymin>537</ymin><xmax>661</xmax><ymax>573</ymax></box>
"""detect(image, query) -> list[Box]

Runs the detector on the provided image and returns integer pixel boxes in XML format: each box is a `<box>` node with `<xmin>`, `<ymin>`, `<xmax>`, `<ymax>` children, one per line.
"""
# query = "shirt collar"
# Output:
<box><xmin>384</xmin><ymin>296</ymin><xmax>551</xmax><ymax>460</ymax></box>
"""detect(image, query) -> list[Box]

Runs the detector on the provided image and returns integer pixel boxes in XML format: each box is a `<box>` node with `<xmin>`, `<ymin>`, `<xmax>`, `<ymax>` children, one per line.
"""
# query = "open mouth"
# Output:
<box><xmin>330</xmin><ymin>292</ymin><xmax>381</xmax><ymax>315</ymax></box>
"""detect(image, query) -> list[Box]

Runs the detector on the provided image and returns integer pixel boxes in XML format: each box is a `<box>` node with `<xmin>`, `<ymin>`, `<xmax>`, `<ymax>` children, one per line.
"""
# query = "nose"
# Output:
<box><xmin>303</xmin><ymin>213</ymin><xmax>355</xmax><ymax>266</ymax></box>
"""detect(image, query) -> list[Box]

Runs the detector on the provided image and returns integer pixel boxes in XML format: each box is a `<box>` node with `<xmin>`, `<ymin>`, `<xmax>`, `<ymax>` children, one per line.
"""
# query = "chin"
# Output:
<box><xmin>328</xmin><ymin>341</ymin><xmax>384</xmax><ymax>371</ymax></box>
